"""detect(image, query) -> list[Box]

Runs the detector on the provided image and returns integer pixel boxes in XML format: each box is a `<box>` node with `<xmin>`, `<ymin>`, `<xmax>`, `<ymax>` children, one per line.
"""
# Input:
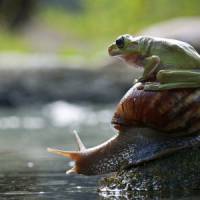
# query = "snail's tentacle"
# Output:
<box><xmin>47</xmin><ymin>147</ymin><xmax>85</xmax><ymax>174</ymax></box>
<box><xmin>73</xmin><ymin>130</ymin><xmax>86</xmax><ymax>151</ymax></box>
<box><xmin>47</xmin><ymin>148</ymin><xmax>82</xmax><ymax>161</ymax></box>
<box><xmin>66</xmin><ymin>167</ymin><xmax>76</xmax><ymax>174</ymax></box>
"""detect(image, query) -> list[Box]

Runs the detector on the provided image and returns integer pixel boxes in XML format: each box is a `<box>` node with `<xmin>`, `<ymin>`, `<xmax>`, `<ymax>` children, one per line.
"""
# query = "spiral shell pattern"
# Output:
<box><xmin>112</xmin><ymin>84</ymin><xmax>200</xmax><ymax>135</ymax></box>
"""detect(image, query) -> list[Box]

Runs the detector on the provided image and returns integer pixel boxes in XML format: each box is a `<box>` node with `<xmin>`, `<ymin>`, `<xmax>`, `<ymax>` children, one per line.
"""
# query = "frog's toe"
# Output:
<box><xmin>144</xmin><ymin>83</ymin><xmax>160</xmax><ymax>91</ymax></box>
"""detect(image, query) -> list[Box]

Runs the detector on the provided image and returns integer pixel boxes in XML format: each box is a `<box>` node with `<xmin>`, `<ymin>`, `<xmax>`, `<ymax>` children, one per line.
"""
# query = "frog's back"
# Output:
<box><xmin>139</xmin><ymin>36</ymin><xmax>200</xmax><ymax>69</ymax></box>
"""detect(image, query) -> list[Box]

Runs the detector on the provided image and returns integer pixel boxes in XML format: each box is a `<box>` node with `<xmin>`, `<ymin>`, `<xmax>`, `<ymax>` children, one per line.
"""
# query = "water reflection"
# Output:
<box><xmin>99</xmin><ymin>190</ymin><xmax>200</xmax><ymax>200</ymax></box>
<box><xmin>0</xmin><ymin>172</ymin><xmax>100</xmax><ymax>199</ymax></box>
<box><xmin>0</xmin><ymin>116</ymin><xmax>45</xmax><ymax>129</ymax></box>
<box><xmin>0</xmin><ymin>101</ymin><xmax>114</xmax><ymax>130</ymax></box>
<box><xmin>44</xmin><ymin>101</ymin><xmax>113</xmax><ymax>127</ymax></box>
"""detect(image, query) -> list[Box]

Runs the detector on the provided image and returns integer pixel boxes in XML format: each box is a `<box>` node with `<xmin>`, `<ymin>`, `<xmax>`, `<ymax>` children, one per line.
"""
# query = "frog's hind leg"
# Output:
<box><xmin>144</xmin><ymin>69</ymin><xmax>200</xmax><ymax>91</ymax></box>
<box><xmin>144</xmin><ymin>82</ymin><xmax>200</xmax><ymax>91</ymax></box>
<box><xmin>157</xmin><ymin>70</ymin><xmax>200</xmax><ymax>83</ymax></box>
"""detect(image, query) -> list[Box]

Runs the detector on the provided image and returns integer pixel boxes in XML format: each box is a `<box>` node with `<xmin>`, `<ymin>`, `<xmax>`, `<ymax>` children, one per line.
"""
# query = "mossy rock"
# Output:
<box><xmin>99</xmin><ymin>146</ymin><xmax>200</xmax><ymax>198</ymax></box>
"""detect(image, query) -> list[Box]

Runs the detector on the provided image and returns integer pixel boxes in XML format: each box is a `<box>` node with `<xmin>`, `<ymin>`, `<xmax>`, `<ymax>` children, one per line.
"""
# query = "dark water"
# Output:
<box><xmin>0</xmin><ymin>101</ymin><xmax>199</xmax><ymax>200</ymax></box>
<box><xmin>0</xmin><ymin>172</ymin><xmax>99</xmax><ymax>200</ymax></box>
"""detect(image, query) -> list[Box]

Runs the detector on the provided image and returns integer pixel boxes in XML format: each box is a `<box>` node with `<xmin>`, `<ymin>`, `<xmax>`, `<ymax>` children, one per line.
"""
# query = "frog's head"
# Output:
<box><xmin>108</xmin><ymin>34</ymin><xmax>139</xmax><ymax>57</ymax></box>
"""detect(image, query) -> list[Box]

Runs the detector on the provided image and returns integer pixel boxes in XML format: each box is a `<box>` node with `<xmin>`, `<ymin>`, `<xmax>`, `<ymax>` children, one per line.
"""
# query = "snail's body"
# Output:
<box><xmin>48</xmin><ymin>83</ymin><xmax>200</xmax><ymax>175</ymax></box>
<box><xmin>49</xmin><ymin>129</ymin><xmax>199</xmax><ymax>175</ymax></box>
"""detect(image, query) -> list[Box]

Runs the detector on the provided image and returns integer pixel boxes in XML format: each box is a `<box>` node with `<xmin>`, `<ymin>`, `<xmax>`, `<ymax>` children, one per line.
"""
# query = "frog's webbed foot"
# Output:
<box><xmin>144</xmin><ymin>83</ymin><xmax>161</xmax><ymax>91</ymax></box>
<box><xmin>135</xmin><ymin>74</ymin><xmax>157</xmax><ymax>85</ymax></box>
<box><xmin>133</xmin><ymin>77</ymin><xmax>144</xmax><ymax>85</ymax></box>
<box><xmin>133</xmin><ymin>78</ymin><xmax>145</xmax><ymax>89</ymax></box>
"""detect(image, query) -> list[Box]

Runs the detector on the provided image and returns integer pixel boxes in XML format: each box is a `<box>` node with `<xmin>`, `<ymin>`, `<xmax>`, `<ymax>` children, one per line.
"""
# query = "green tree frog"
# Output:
<box><xmin>108</xmin><ymin>34</ymin><xmax>200</xmax><ymax>91</ymax></box>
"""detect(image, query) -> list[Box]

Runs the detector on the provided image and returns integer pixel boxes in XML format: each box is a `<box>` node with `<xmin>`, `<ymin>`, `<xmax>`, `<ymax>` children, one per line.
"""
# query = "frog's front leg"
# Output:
<box><xmin>144</xmin><ymin>70</ymin><xmax>200</xmax><ymax>91</ymax></box>
<box><xmin>138</xmin><ymin>55</ymin><xmax>160</xmax><ymax>82</ymax></box>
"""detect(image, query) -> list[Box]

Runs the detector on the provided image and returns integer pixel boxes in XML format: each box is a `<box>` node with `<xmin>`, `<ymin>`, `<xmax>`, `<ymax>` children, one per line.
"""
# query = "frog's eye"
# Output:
<box><xmin>116</xmin><ymin>37</ymin><xmax>125</xmax><ymax>49</ymax></box>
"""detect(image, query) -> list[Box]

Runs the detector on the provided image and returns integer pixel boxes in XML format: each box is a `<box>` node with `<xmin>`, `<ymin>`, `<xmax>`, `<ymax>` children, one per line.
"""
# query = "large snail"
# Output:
<box><xmin>48</xmin><ymin>35</ymin><xmax>200</xmax><ymax>175</ymax></box>
<box><xmin>47</xmin><ymin>82</ymin><xmax>200</xmax><ymax>175</ymax></box>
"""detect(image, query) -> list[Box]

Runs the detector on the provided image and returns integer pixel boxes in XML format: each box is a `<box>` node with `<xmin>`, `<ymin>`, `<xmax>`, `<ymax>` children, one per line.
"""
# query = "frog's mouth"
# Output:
<box><xmin>108</xmin><ymin>45</ymin><xmax>142</xmax><ymax>66</ymax></box>
<box><xmin>108</xmin><ymin>44</ymin><xmax>122</xmax><ymax>56</ymax></box>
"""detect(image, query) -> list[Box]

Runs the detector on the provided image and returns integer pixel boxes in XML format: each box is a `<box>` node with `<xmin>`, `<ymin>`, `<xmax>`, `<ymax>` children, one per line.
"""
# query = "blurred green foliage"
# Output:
<box><xmin>0</xmin><ymin>31</ymin><xmax>30</xmax><ymax>52</ymax></box>
<box><xmin>41</xmin><ymin>0</ymin><xmax>200</xmax><ymax>42</ymax></box>
<box><xmin>1</xmin><ymin>0</ymin><xmax>200</xmax><ymax>56</ymax></box>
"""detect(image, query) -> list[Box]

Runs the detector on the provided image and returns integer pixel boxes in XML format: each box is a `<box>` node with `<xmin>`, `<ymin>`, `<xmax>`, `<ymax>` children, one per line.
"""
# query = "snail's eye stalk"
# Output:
<box><xmin>116</xmin><ymin>36</ymin><xmax>125</xmax><ymax>49</ymax></box>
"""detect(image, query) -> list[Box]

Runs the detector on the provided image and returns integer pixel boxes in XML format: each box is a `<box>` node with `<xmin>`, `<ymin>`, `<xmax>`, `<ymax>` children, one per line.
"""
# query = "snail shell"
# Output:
<box><xmin>48</xmin><ymin>83</ymin><xmax>200</xmax><ymax>175</ymax></box>
<box><xmin>112</xmin><ymin>83</ymin><xmax>200</xmax><ymax>135</ymax></box>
